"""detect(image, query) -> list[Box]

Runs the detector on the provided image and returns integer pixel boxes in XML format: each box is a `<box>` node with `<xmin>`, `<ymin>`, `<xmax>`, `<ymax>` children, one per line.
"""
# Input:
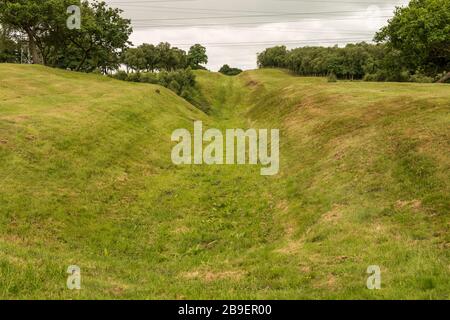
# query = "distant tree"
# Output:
<box><xmin>258</xmin><ymin>42</ymin><xmax>424</xmax><ymax>82</ymax></box>
<box><xmin>156</xmin><ymin>42</ymin><xmax>173</xmax><ymax>71</ymax></box>
<box><xmin>188</xmin><ymin>44</ymin><xmax>208</xmax><ymax>69</ymax></box>
<box><xmin>154</xmin><ymin>42</ymin><xmax>190</xmax><ymax>71</ymax></box>
<box><xmin>140</xmin><ymin>43</ymin><xmax>159</xmax><ymax>72</ymax></box>
<box><xmin>171</xmin><ymin>47</ymin><xmax>188</xmax><ymax>70</ymax></box>
<box><xmin>123</xmin><ymin>47</ymin><xmax>146</xmax><ymax>72</ymax></box>
<box><xmin>375</xmin><ymin>0</ymin><xmax>450</xmax><ymax>78</ymax></box>
<box><xmin>344</xmin><ymin>43</ymin><xmax>369</xmax><ymax>80</ymax></box>
<box><xmin>257</xmin><ymin>46</ymin><xmax>287</xmax><ymax>68</ymax></box>
<box><xmin>219</xmin><ymin>64</ymin><xmax>242</xmax><ymax>76</ymax></box>
<box><xmin>256</xmin><ymin>1</ymin><xmax>449</xmax><ymax>82</ymax></box>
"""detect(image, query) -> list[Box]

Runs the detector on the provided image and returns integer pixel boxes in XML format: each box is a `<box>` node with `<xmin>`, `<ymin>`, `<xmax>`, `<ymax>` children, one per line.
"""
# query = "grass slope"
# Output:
<box><xmin>0</xmin><ymin>65</ymin><xmax>448</xmax><ymax>299</ymax></box>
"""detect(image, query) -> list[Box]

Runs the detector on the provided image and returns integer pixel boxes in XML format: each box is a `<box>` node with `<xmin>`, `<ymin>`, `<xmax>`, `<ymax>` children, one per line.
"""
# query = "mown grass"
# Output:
<box><xmin>0</xmin><ymin>65</ymin><xmax>448</xmax><ymax>299</ymax></box>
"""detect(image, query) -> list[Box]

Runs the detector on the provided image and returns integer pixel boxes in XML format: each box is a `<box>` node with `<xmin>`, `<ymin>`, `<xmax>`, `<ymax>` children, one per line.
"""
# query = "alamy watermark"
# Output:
<box><xmin>66</xmin><ymin>5</ymin><xmax>81</xmax><ymax>30</ymax></box>
<box><xmin>171</xmin><ymin>121</ymin><xmax>280</xmax><ymax>176</ymax></box>
<box><xmin>366</xmin><ymin>265</ymin><xmax>381</xmax><ymax>290</ymax></box>
<box><xmin>67</xmin><ymin>265</ymin><xmax>81</xmax><ymax>290</ymax></box>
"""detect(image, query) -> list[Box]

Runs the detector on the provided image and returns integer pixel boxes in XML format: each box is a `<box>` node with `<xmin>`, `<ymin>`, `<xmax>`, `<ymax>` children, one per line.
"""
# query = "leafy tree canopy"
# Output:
<box><xmin>188</xmin><ymin>44</ymin><xmax>208</xmax><ymax>69</ymax></box>
<box><xmin>0</xmin><ymin>0</ymin><xmax>132</xmax><ymax>72</ymax></box>
<box><xmin>219</xmin><ymin>64</ymin><xmax>242</xmax><ymax>76</ymax></box>
<box><xmin>375</xmin><ymin>0</ymin><xmax>450</xmax><ymax>75</ymax></box>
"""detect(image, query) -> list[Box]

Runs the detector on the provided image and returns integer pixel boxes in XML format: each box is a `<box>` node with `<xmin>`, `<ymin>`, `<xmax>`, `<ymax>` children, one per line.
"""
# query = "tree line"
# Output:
<box><xmin>122</xmin><ymin>42</ymin><xmax>207</xmax><ymax>72</ymax></box>
<box><xmin>258</xmin><ymin>0</ymin><xmax>449</xmax><ymax>83</ymax></box>
<box><xmin>0</xmin><ymin>1</ymin><xmax>209</xmax><ymax>73</ymax></box>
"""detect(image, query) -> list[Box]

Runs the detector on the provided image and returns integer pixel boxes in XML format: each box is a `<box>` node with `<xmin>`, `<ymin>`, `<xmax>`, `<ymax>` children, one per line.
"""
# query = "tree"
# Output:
<box><xmin>188</xmin><ymin>44</ymin><xmax>208</xmax><ymax>69</ymax></box>
<box><xmin>375</xmin><ymin>0</ymin><xmax>450</xmax><ymax>77</ymax></box>
<box><xmin>140</xmin><ymin>43</ymin><xmax>158</xmax><ymax>72</ymax></box>
<box><xmin>156</xmin><ymin>42</ymin><xmax>173</xmax><ymax>71</ymax></box>
<box><xmin>123</xmin><ymin>47</ymin><xmax>146</xmax><ymax>72</ymax></box>
<box><xmin>0</xmin><ymin>0</ymin><xmax>71</xmax><ymax>64</ymax></box>
<box><xmin>0</xmin><ymin>0</ymin><xmax>132</xmax><ymax>72</ymax></box>
<box><xmin>255</xmin><ymin>1</ymin><xmax>448</xmax><ymax>82</ymax></box>
<box><xmin>0</xmin><ymin>24</ymin><xmax>20</xmax><ymax>63</ymax></box>
<box><xmin>53</xmin><ymin>1</ymin><xmax>132</xmax><ymax>72</ymax></box>
<box><xmin>171</xmin><ymin>47</ymin><xmax>188</xmax><ymax>70</ymax></box>
<box><xmin>257</xmin><ymin>46</ymin><xmax>287</xmax><ymax>68</ymax></box>
<box><xmin>219</xmin><ymin>64</ymin><xmax>242</xmax><ymax>76</ymax></box>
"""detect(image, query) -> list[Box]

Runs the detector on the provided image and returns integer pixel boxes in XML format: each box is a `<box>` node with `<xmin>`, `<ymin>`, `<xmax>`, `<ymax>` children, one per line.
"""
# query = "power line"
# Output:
<box><xmin>130</xmin><ymin>23</ymin><xmax>378</xmax><ymax>35</ymax></box>
<box><xmin>132</xmin><ymin>16</ymin><xmax>390</xmax><ymax>28</ymax></box>
<box><xmin>159</xmin><ymin>38</ymin><xmax>375</xmax><ymax>47</ymax></box>
<box><xmin>130</xmin><ymin>10</ymin><xmax>393</xmax><ymax>22</ymax></box>
<box><xmin>110</xmin><ymin>2</ymin><xmax>399</xmax><ymax>15</ymax></box>
<box><xmin>158</xmin><ymin>26</ymin><xmax>377</xmax><ymax>35</ymax></box>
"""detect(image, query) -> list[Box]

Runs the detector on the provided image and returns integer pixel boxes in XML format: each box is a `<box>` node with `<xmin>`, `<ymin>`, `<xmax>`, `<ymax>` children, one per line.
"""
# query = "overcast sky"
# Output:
<box><xmin>103</xmin><ymin>0</ymin><xmax>410</xmax><ymax>71</ymax></box>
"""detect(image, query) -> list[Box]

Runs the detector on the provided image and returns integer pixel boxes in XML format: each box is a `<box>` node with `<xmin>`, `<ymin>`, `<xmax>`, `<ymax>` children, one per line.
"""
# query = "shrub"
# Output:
<box><xmin>398</xmin><ymin>70</ymin><xmax>411</xmax><ymax>82</ymax></box>
<box><xmin>109</xmin><ymin>68</ymin><xmax>198</xmax><ymax>106</ymax></box>
<box><xmin>219</xmin><ymin>64</ymin><xmax>242</xmax><ymax>76</ymax></box>
<box><xmin>180</xmin><ymin>88</ymin><xmax>193</xmax><ymax>101</ymax></box>
<box><xmin>127</xmin><ymin>72</ymin><xmax>141</xmax><ymax>82</ymax></box>
<box><xmin>158</xmin><ymin>68</ymin><xmax>196</xmax><ymax>95</ymax></box>
<box><xmin>140</xmin><ymin>72</ymin><xmax>158</xmax><ymax>84</ymax></box>
<box><xmin>168</xmin><ymin>80</ymin><xmax>181</xmax><ymax>94</ymax></box>
<box><xmin>410</xmin><ymin>73</ymin><xmax>433</xmax><ymax>83</ymax></box>
<box><xmin>113</xmin><ymin>70</ymin><xmax>128</xmax><ymax>81</ymax></box>
<box><xmin>364</xmin><ymin>69</ymin><xmax>412</xmax><ymax>82</ymax></box>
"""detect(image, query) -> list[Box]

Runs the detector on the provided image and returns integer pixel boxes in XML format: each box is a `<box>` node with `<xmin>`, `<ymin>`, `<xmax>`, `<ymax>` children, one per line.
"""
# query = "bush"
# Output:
<box><xmin>158</xmin><ymin>68</ymin><xmax>196</xmax><ymax>95</ymax></box>
<box><xmin>410</xmin><ymin>73</ymin><xmax>433</xmax><ymax>83</ymax></box>
<box><xmin>364</xmin><ymin>69</ymin><xmax>412</xmax><ymax>82</ymax></box>
<box><xmin>109</xmin><ymin>68</ymin><xmax>199</xmax><ymax>106</ymax></box>
<box><xmin>180</xmin><ymin>88</ymin><xmax>193</xmax><ymax>101</ymax></box>
<box><xmin>140</xmin><ymin>72</ymin><xmax>158</xmax><ymax>84</ymax></box>
<box><xmin>127</xmin><ymin>72</ymin><xmax>141</xmax><ymax>82</ymax></box>
<box><xmin>219</xmin><ymin>64</ymin><xmax>242</xmax><ymax>76</ymax></box>
<box><xmin>168</xmin><ymin>80</ymin><xmax>181</xmax><ymax>94</ymax></box>
<box><xmin>113</xmin><ymin>70</ymin><xmax>128</xmax><ymax>81</ymax></box>
<box><xmin>363</xmin><ymin>73</ymin><xmax>378</xmax><ymax>82</ymax></box>
<box><xmin>398</xmin><ymin>70</ymin><xmax>411</xmax><ymax>82</ymax></box>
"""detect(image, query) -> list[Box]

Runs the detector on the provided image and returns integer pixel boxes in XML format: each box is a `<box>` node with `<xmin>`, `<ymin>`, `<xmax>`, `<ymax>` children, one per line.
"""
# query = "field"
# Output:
<box><xmin>0</xmin><ymin>64</ymin><xmax>448</xmax><ymax>299</ymax></box>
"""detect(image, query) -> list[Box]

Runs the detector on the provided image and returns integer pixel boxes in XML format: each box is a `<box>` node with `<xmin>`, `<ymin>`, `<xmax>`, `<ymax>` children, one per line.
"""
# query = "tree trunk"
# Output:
<box><xmin>25</xmin><ymin>29</ymin><xmax>43</xmax><ymax>65</ymax></box>
<box><xmin>76</xmin><ymin>52</ymin><xmax>89</xmax><ymax>71</ymax></box>
<box><xmin>437</xmin><ymin>71</ymin><xmax>450</xmax><ymax>83</ymax></box>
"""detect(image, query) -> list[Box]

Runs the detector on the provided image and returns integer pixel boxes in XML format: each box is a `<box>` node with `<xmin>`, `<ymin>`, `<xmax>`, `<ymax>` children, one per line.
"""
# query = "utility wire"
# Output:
<box><xmin>111</xmin><ymin>2</ymin><xmax>399</xmax><ymax>15</ymax></box>
<box><xmin>158</xmin><ymin>38</ymin><xmax>375</xmax><ymax>47</ymax></box>
<box><xmin>132</xmin><ymin>16</ymin><xmax>390</xmax><ymax>28</ymax></box>
<box><xmin>130</xmin><ymin>10</ymin><xmax>393</xmax><ymax>22</ymax></box>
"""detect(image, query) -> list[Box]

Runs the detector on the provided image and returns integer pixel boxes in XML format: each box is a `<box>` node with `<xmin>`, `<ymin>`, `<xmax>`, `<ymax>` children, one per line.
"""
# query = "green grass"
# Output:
<box><xmin>0</xmin><ymin>65</ymin><xmax>448</xmax><ymax>299</ymax></box>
